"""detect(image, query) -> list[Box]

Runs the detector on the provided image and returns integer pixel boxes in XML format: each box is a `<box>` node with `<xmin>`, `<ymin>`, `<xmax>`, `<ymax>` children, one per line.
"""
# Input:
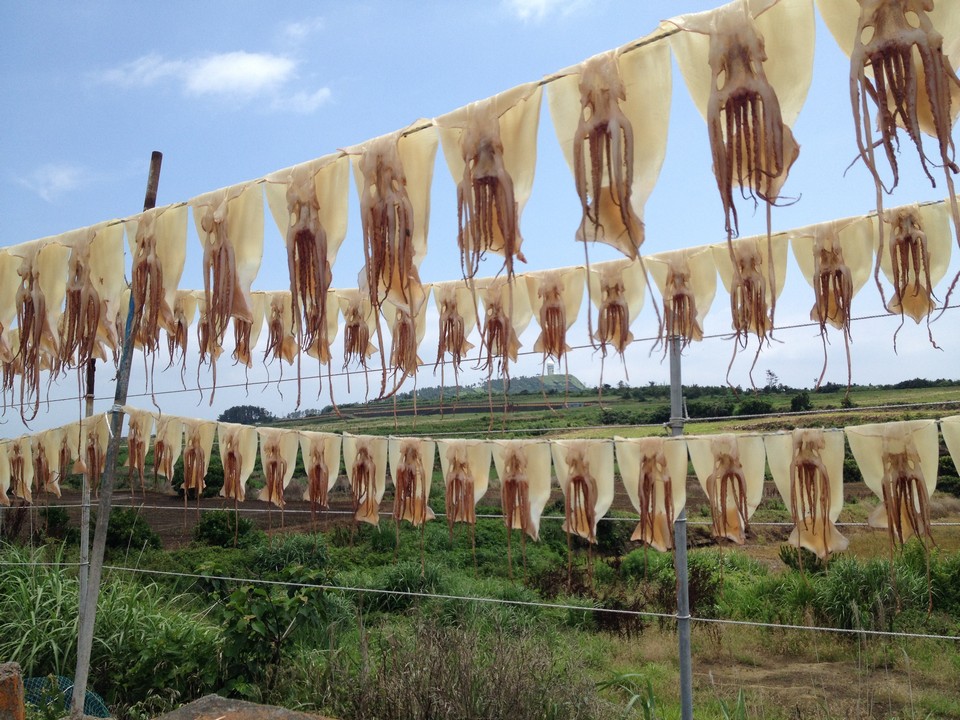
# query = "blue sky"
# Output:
<box><xmin>1</xmin><ymin>0</ymin><xmax>958</xmax><ymax>433</ymax></box>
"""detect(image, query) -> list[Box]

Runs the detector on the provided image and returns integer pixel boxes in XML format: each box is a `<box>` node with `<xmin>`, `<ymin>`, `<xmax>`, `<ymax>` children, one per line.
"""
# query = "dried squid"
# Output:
<box><xmin>265</xmin><ymin>153</ymin><xmax>350</xmax><ymax>404</ymax></box>
<box><xmin>943</xmin><ymin>416</ymin><xmax>960</xmax><ymax>486</ymax></box>
<box><xmin>547</xmin><ymin>38</ymin><xmax>671</xmax><ymax>259</ymax></box>
<box><xmin>9</xmin><ymin>239</ymin><xmax>71</xmax><ymax>421</ymax></box>
<box><xmin>436</xmin><ymin>83</ymin><xmax>541</xmax><ymax>280</ymax></box>
<box><xmin>299</xmin><ymin>430</ymin><xmax>342</xmax><ymax>513</ymax></box>
<box><xmin>436</xmin><ymin>439</ymin><xmax>492</xmax><ymax>544</ymax></box>
<box><xmin>189</xmin><ymin>181</ymin><xmax>264</xmax><ymax>400</ymax></box>
<box><xmin>6</xmin><ymin>437</ymin><xmax>33</xmax><ymax>504</ymax></box>
<box><xmin>845</xmin><ymin>419</ymin><xmax>939</xmax><ymax>546</ymax></box>
<box><xmin>664</xmin><ymin>0</ymin><xmax>812</xmax><ymax>238</ymax></box>
<box><xmin>122</xmin><ymin>407</ymin><xmax>154</xmax><ymax>497</ymax></box>
<box><xmin>124</xmin><ymin>204</ymin><xmax>188</xmax><ymax>355</ymax></box>
<box><xmin>764</xmin><ymin>429</ymin><xmax>849</xmax><ymax>560</ymax></box>
<box><xmin>56</xmin><ymin>421</ymin><xmax>81</xmax><ymax>492</ymax></box>
<box><xmin>217</xmin><ymin>422</ymin><xmax>258</xmax><ymax>503</ymax></box>
<box><xmin>0</xmin><ymin>251</ymin><xmax>22</xmax><ymax>369</ymax></box>
<box><xmin>877</xmin><ymin>201</ymin><xmax>952</xmax><ymax>347</ymax></box>
<box><xmin>790</xmin><ymin>215</ymin><xmax>876</xmax><ymax>387</ymax></box>
<box><xmin>711</xmin><ymin>233</ymin><xmax>788</xmax><ymax>385</ymax></box>
<box><xmin>816</xmin><ymin>0</ymin><xmax>960</xmax><ymax>302</ymax></box>
<box><xmin>431</xmin><ymin>281</ymin><xmax>478</xmax><ymax>400</ymax></box>
<box><xmin>337</xmin><ymin>289</ymin><xmax>378</xmax><ymax>399</ymax></box>
<box><xmin>551</xmin><ymin>440</ymin><xmax>614</xmax><ymax>548</ymax></box>
<box><xmin>232</xmin><ymin>291</ymin><xmax>265</xmax><ymax>371</ymax></box>
<box><xmin>0</xmin><ymin>442</ymin><xmax>10</xmax><ymax>505</ymax></box>
<box><xmin>687</xmin><ymin>433</ymin><xmax>766</xmax><ymax>544</ymax></box>
<box><xmin>383</xmin><ymin>292</ymin><xmax>429</xmax><ymax>398</ymax></box>
<box><xmin>180</xmin><ymin>419</ymin><xmax>216</xmax><ymax>504</ymax></box>
<box><xmin>343</xmin><ymin>433</ymin><xmax>388</xmax><ymax>526</ymax></box>
<box><xmin>166</xmin><ymin>290</ymin><xmax>197</xmax><ymax>387</ymax></box>
<box><xmin>477</xmin><ymin>277</ymin><xmax>533</xmax><ymax>384</ymax></box>
<box><xmin>257</xmin><ymin>428</ymin><xmax>299</xmax><ymax>510</ymax></box>
<box><xmin>31</xmin><ymin>428</ymin><xmax>63</xmax><ymax>499</ymax></box>
<box><xmin>525</xmin><ymin>267</ymin><xmax>585</xmax><ymax>380</ymax></box>
<box><xmin>586</xmin><ymin>258</ymin><xmax>645</xmax><ymax>375</ymax></box>
<box><xmin>349</xmin><ymin>123</ymin><xmax>437</xmax><ymax>378</ymax></box>
<box><xmin>152</xmin><ymin>413</ymin><xmax>183</xmax><ymax>493</ymax></box>
<box><xmin>389</xmin><ymin>437</ymin><xmax>436</xmax><ymax>568</ymax></box>
<box><xmin>647</xmin><ymin>247</ymin><xmax>718</xmax><ymax>353</ymax></box>
<box><xmin>491</xmin><ymin>439</ymin><xmax>552</xmax><ymax>577</ymax></box>
<box><xmin>262</xmin><ymin>291</ymin><xmax>299</xmax><ymax>371</ymax></box>
<box><xmin>615</xmin><ymin>436</ymin><xmax>688</xmax><ymax>552</ymax></box>
<box><xmin>79</xmin><ymin>414</ymin><xmax>109</xmax><ymax>496</ymax></box>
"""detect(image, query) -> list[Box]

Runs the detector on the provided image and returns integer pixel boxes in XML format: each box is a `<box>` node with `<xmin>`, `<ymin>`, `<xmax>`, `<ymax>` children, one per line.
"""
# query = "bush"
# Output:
<box><xmin>252</xmin><ymin>533</ymin><xmax>328</xmax><ymax>573</ymax></box>
<box><xmin>734</xmin><ymin>397</ymin><xmax>774</xmax><ymax>416</ymax></box>
<box><xmin>790</xmin><ymin>391</ymin><xmax>812</xmax><ymax>412</ymax></box>
<box><xmin>105</xmin><ymin>508</ymin><xmax>161</xmax><ymax>552</ymax></box>
<box><xmin>194</xmin><ymin>510</ymin><xmax>258</xmax><ymax>548</ymax></box>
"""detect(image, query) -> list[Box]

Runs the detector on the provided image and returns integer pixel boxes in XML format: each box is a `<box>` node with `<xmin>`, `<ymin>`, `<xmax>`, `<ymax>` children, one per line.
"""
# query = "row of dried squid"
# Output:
<box><xmin>2</xmin><ymin>194</ymin><xmax>953</xmax><ymax>423</ymax></box>
<box><xmin>8</xmin><ymin>414</ymin><xmax>958</xmax><ymax>567</ymax></box>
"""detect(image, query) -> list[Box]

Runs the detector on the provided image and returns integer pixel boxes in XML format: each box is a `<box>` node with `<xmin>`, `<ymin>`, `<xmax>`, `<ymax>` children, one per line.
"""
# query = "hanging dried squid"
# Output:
<box><xmin>217</xmin><ymin>422</ymin><xmax>258</xmax><ymax>503</ymax></box>
<box><xmin>56</xmin><ymin>421</ymin><xmax>81</xmax><ymax>492</ymax></box>
<box><xmin>943</xmin><ymin>416</ymin><xmax>960</xmax><ymax>486</ymax></box>
<box><xmin>615</xmin><ymin>436</ymin><xmax>688</xmax><ymax>552</ymax></box>
<box><xmin>79</xmin><ymin>414</ymin><xmax>109</xmax><ymax>496</ymax></box>
<box><xmin>586</xmin><ymin>258</ymin><xmax>645</xmax><ymax>374</ymax></box>
<box><xmin>877</xmin><ymin>201</ymin><xmax>952</xmax><ymax>347</ymax></box>
<box><xmin>30</xmin><ymin>428</ymin><xmax>63</xmax><ymax>499</ymax></box>
<box><xmin>764</xmin><ymin>429</ymin><xmax>849</xmax><ymax>560</ymax></box>
<box><xmin>389</xmin><ymin>437</ymin><xmax>436</xmax><ymax>542</ymax></box>
<box><xmin>491</xmin><ymin>439</ymin><xmax>552</xmax><ymax>576</ymax></box>
<box><xmin>299</xmin><ymin>430</ymin><xmax>342</xmax><ymax>511</ymax></box>
<box><xmin>6</xmin><ymin>437</ymin><xmax>34</xmax><ymax>504</ymax></box>
<box><xmin>525</xmin><ymin>267</ymin><xmax>585</xmax><ymax>375</ymax></box>
<box><xmin>349</xmin><ymin>123</ymin><xmax>436</xmax><ymax>311</ymax></box>
<box><xmin>687</xmin><ymin>433</ymin><xmax>766</xmax><ymax>544</ymax></box>
<box><xmin>846</xmin><ymin>419</ymin><xmax>939</xmax><ymax>546</ymax></box>
<box><xmin>9</xmin><ymin>239</ymin><xmax>71</xmax><ymax>420</ymax></box>
<box><xmin>790</xmin><ymin>215</ymin><xmax>876</xmax><ymax>387</ymax></box>
<box><xmin>664</xmin><ymin>0</ymin><xmax>812</xmax><ymax>238</ymax></box>
<box><xmin>232</xmin><ymin>291</ymin><xmax>265</xmax><ymax>371</ymax></box>
<box><xmin>711</xmin><ymin>233</ymin><xmax>788</xmax><ymax>385</ymax></box>
<box><xmin>189</xmin><ymin>181</ymin><xmax>264</xmax><ymax>400</ymax></box>
<box><xmin>337</xmin><ymin>289</ymin><xmax>378</xmax><ymax>398</ymax></box>
<box><xmin>262</xmin><ymin>291</ymin><xmax>299</xmax><ymax>369</ymax></box>
<box><xmin>436</xmin><ymin>83</ymin><xmax>541</xmax><ymax>280</ymax></box>
<box><xmin>343</xmin><ymin>433</ymin><xmax>388</xmax><ymax>526</ymax></box>
<box><xmin>265</xmin><ymin>154</ymin><xmax>350</xmax><ymax>403</ymax></box>
<box><xmin>121</xmin><ymin>407</ymin><xmax>154</xmax><ymax>497</ymax></box>
<box><xmin>0</xmin><ymin>441</ymin><xmax>10</xmax><ymax>506</ymax></box>
<box><xmin>383</xmin><ymin>291</ymin><xmax>429</xmax><ymax>397</ymax></box>
<box><xmin>152</xmin><ymin>414</ymin><xmax>183</xmax><ymax>493</ymax></box>
<box><xmin>551</xmin><ymin>440</ymin><xmax>614</xmax><ymax>545</ymax></box>
<box><xmin>124</xmin><ymin>203</ymin><xmax>188</xmax><ymax>355</ymax></box>
<box><xmin>179</xmin><ymin>419</ymin><xmax>216</xmax><ymax>502</ymax></box>
<box><xmin>816</xmin><ymin>0</ymin><xmax>960</xmax><ymax>301</ymax></box>
<box><xmin>257</xmin><ymin>428</ymin><xmax>299</xmax><ymax>509</ymax></box>
<box><xmin>547</xmin><ymin>38</ymin><xmax>671</xmax><ymax>259</ymax></box>
<box><xmin>436</xmin><ymin>439</ymin><xmax>492</xmax><ymax>540</ymax></box>
<box><xmin>166</xmin><ymin>290</ymin><xmax>197</xmax><ymax>386</ymax></box>
<box><xmin>0</xmin><ymin>250</ymin><xmax>21</xmax><ymax>369</ymax></box>
<box><xmin>647</xmin><ymin>247</ymin><xmax>718</xmax><ymax>352</ymax></box>
<box><xmin>477</xmin><ymin>277</ymin><xmax>533</xmax><ymax>382</ymax></box>
<box><xmin>431</xmin><ymin>281</ymin><xmax>478</xmax><ymax>397</ymax></box>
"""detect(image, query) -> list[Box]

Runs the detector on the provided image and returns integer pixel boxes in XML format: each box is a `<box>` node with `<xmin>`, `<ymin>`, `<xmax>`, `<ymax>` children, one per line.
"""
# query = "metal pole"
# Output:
<box><xmin>71</xmin><ymin>151</ymin><xmax>162</xmax><ymax>717</ymax></box>
<box><xmin>669</xmin><ymin>335</ymin><xmax>693</xmax><ymax>720</ymax></box>
<box><xmin>77</xmin><ymin>360</ymin><xmax>96</xmax><ymax>646</ymax></box>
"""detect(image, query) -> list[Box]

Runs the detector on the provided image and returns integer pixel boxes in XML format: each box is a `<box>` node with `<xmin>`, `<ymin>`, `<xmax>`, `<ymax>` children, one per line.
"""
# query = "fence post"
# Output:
<box><xmin>669</xmin><ymin>335</ymin><xmax>693</xmax><ymax>720</ymax></box>
<box><xmin>71</xmin><ymin>151</ymin><xmax>162</xmax><ymax>717</ymax></box>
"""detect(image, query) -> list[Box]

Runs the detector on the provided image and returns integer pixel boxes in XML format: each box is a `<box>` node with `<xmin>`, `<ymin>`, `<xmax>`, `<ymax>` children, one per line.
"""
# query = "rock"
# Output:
<box><xmin>153</xmin><ymin>694</ymin><xmax>335</xmax><ymax>720</ymax></box>
<box><xmin>0</xmin><ymin>663</ymin><xmax>25</xmax><ymax>720</ymax></box>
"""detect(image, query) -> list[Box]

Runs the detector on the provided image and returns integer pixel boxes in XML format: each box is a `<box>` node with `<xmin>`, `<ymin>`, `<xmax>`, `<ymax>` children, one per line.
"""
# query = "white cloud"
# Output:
<box><xmin>18</xmin><ymin>163</ymin><xmax>88</xmax><ymax>202</ymax></box>
<box><xmin>502</xmin><ymin>0</ymin><xmax>587</xmax><ymax>21</ymax></box>
<box><xmin>282</xmin><ymin>17</ymin><xmax>324</xmax><ymax>43</ymax></box>
<box><xmin>183</xmin><ymin>52</ymin><xmax>296</xmax><ymax>97</ymax></box>
<box><xmin>274</xmin><ymin>87</ymin><xmax>333</xmax><ymax>114</ymax></box>
<box><xmin>97</xmin><ymin>51</ymin><xmax>325</xmax><ymax>109</ymax></box>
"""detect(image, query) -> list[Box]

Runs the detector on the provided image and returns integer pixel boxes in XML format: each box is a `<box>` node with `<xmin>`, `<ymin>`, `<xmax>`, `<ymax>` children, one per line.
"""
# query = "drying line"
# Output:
<box><xmin>99</xmin><ymin>564</ymin><xmax>960</xmax><ymax>643</ymax></box>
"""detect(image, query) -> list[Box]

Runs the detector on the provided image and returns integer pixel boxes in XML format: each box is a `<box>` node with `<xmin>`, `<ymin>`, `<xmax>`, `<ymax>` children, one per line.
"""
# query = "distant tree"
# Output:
<box><xmin>764</xmin><ymin>370</ymin><xmax>781</xmax><ymax>392</ymax></box>
<box><xmin>790</xmin><ymin>391</ymin><xmax>812</xmax><ymax>412</ymax></box>
<box><xmin>218</xmin><ymin>404</ymin><xmax>276</xmax><ymax>424</ymax></box>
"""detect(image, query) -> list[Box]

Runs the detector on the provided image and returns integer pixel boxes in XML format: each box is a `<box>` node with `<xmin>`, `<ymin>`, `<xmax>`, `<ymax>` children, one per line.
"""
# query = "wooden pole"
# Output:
<box><xmin>71</xmin><ymin>151</ymin><xmax>162</xmax><ymax>717</ymax></box>
<box><xmin>78</xmin><ymin>359</ymin><xmax>96</xmax><ymax>619</ymax></box>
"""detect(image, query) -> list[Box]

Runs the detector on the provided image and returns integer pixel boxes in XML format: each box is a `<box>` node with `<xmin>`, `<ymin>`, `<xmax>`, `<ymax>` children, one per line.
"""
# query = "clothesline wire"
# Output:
<box><xmin>19</xmin><ymin>502</ymin><xmax>960</xmax><ymax>528</ymax></box>
<box><xmin>11</xmin><ymin>302</ymin><xmax>958</xmax><ymax>413</ymax></box>
<box><xmin>1</xmin><ymin>558</ymin><xmax>955</xmax><ymax>641</ymax></box>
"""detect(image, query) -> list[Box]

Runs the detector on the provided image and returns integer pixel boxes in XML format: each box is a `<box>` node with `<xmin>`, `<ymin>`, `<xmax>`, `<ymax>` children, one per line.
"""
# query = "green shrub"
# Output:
<box><xmin>368</xmin><ymin>560</ymin><xmax>449</xmax><ymax>612</ymax></box>
<box><xmin>790</xmin><ymin>391</ymin><xmax>812</xmax><ymax>412</ymax></box>
<box><xmin>105</xmin><ymin>508</ymin><xmax>161</xmax><ymax>552</ymax></box>
<box><xmin>194</xmin><ymin>510</ymin><xmax>258</xmax><ymax>548</ymax></box>
<box><xmin>734</xmin><ymin>397</ymin><xmax>774</xmax><ymax>416</ymax></box>
<box><xmin>253</xmin><ymin>533</ymin><xmax>328</xmax><ymax>573</ymax></box>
